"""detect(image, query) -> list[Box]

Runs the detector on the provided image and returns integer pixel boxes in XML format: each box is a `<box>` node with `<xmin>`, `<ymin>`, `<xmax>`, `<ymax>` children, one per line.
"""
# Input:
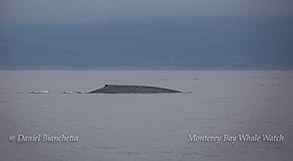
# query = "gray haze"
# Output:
<box><xmin>0</xmin><ymin>1</ymin><xmax>292</xmax><ymax>69</ymax></box>
<box><xmin>1</xmin><ymin>0</ymin><xmax>293</xmax><ymax>24</ymax></box>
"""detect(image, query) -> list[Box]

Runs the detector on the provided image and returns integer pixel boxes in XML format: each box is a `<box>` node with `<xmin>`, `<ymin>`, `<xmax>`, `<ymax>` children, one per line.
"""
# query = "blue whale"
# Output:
<box><xmin>89</xmin><ymin>84</ymin><xmax>181</xmax><ymax>94</ymax></box>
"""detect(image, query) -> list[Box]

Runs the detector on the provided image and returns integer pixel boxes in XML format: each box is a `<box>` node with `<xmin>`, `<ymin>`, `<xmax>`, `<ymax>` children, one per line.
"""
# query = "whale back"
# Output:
<box><xmin>89</xmin><ymin>84</ymin><xmax>181</xmax><ymax>94</ymax></box>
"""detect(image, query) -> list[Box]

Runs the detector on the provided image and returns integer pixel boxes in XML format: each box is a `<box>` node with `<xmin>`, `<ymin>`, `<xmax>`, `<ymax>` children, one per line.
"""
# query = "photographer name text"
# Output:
<box><xmin>9</xmin><ymin>134</ymin><xmax>79</xmax><ymax>143</ymax></box>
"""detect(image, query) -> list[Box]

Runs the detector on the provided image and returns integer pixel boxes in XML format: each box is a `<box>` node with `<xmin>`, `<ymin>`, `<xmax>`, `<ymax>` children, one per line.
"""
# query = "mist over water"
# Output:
<box><xmin>1</xmin><ymin>17</ymin><xmax>293</xmax><ymax>69</ymax></box>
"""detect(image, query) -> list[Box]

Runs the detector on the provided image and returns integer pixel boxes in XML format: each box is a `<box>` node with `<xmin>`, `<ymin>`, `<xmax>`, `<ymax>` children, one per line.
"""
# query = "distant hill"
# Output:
<box><xmin>1</xmin><ymin>17</ymin><xmax>293</xmax><ymax>69</ymax></box>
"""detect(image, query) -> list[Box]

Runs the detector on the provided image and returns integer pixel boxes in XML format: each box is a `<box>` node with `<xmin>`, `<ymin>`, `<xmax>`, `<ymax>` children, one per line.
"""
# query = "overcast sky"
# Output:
<box><xmin>1</xmin><ymin>0</ymin><xmax>293</xmax><ymax>24</ymax></box>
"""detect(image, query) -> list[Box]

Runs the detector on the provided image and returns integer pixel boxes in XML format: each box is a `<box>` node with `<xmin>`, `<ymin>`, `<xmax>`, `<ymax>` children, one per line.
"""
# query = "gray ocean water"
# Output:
<box><xmin>0</xmin><ymin>70</ymin><xmax>293</xmax><ymax>161</ymax></box>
